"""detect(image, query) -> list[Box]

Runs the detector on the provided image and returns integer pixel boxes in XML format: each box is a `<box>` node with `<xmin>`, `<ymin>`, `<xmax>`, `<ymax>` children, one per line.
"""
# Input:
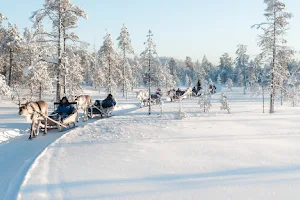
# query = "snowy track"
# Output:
<box><xmin>0</xmin><ymin>102</ymin><xmax>139</xmax><ymax>200</ymax></box>
<box><xmin>16</xmin><ymin>89</ymin><xmax>300</xmax><ymax>200</ymax></box>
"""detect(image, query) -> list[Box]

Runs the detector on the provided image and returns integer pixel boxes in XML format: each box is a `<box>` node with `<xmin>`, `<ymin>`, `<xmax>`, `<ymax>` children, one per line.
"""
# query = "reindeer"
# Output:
<box><xmin>185</xmin><ymin>87</ymin><xmax>193</xmax><ymax>99</ymax></box>
<box><xmin>136</xmin><ymin>90</ymin><xmax>148</xmax><ymax>107</ymax></box>
<box><xmin>11</xmin><ymin>86</ymin><xmax>48</xmax><ymax>139</ymax></box>
<box><xmin>74</xmin><ymin>95</ymin><xmax>91</xmax><ymax>121</ymax></box>
<box><xmin>19</xmin><ymin>101</ymin><xmax>48</xmax><ymax>139</ymax></box>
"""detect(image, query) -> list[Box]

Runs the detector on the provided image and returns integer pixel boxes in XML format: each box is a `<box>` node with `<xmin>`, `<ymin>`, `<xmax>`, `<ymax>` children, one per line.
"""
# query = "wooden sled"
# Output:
<box><xmin>40</xmin><ymin>102</ymin><xmax>78</xmax><ymax>132</ymax></box>
<box><xmin>88</xmin><ymin>100</ymin><xmax>115</xmax><ymax>118</ymax></box>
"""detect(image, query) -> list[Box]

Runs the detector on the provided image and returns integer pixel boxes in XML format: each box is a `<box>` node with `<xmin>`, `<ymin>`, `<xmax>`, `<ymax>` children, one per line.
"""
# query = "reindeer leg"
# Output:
<box><xmin>44</xmin><ymin>117</ymin><xmax>47</xmax><ymax>135</ymax></box>
<box><xmin>36</xmin><ymin>120</ymin><xmax>41</xmax><ymax>136</ymax></box>
<box><xmin>84</xmin><ymin>107</ymin><xmax>88</xmax><ymax>121</ymax></box>
<box><xmin>33</xmin><ymin>121</ymin><xmax>38</xmax><ymax>138</ymax></box>
<box><xmin>29</xmin><ymin>121</ymin><xmax>34</xmax><ymax>140</ymax></box>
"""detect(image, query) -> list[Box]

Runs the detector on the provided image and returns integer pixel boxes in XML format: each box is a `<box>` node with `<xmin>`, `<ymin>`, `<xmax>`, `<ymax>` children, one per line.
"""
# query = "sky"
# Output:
<box><xmin>1</xmin><ymin>0</ymin><xmax>300</xmax><ymax>65</ymax></box>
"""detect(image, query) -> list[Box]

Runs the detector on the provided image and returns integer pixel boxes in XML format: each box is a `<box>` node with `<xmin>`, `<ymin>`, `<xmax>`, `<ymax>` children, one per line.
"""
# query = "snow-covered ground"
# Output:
<box><xmin>2</xmin><ymin>87</ymin><xmax>300</xmax><ymax>200</ymax></box>
<box><xmin>0</xmin><ymin>87</ymin><xmax>139</xmax><ymax>200</ymax></box>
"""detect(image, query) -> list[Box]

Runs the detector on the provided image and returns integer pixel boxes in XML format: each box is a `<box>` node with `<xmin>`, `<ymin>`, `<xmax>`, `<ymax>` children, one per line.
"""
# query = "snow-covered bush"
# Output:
<box><xmin>175</xmin><ymin>97</ymin><xmax>188</xmax><ymax>120</ymax></box>
<box><xmin>220</xmin><ymin>92</ymin><xmax>230</xmax><ymax>113</ymax></box>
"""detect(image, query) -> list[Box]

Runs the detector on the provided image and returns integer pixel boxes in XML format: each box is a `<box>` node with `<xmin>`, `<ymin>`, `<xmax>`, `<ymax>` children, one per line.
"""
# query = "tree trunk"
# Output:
<box><xmin>39</xmin><ymin>83</ymin><xmax>42</xmax><ymax>100</ymax></box>
<box><xmin>148</xmin><ymin>58</ymin><xmax>151</xmax><ymax>115</ymax></box>
<box><xmin>243</xmin><ymin>60</ymin><xmax>247</xmax><ymax>95</ymax></box>
<box><xmin>280</xmin><ymin>89</ymin><xmax>283</xmax><ymax>106</ymax></box>
<box><xmin>122</xmin><ymin>49</ymin><xmax>126</xmax><ymax>97</ymax></box>
<box><xmin>56</xmin><ymin>0</ymin><xmax>62</xmax><ymax>102</ymax></box>
<box><xmin>270</xmin><ymin>7</ymin><xmax>276</xmax><ymax>114</ymax></box>
<box><xmin>262</xmin><ymin>83</ymin><xmax>265</xmax><ymax>113</ymax></box>
<box><xmin>63</xmin><ymin>28</ymin><xmax>66</xmax><ymax>96</ymax></box>
<box><xmin>8</xmin><ymin>48</ymin><xmax>13</xmax><ymax>87</ymax></box>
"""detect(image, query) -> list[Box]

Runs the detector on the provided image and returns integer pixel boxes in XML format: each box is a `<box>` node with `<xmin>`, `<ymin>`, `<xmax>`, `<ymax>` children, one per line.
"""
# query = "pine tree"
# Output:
<box><xmin>0</xmin><ymin>23</ymin><xmax>22</xmax><ymax>86</ymax></box>
<box><xmin>219</xmin><ymin>53</ymin><xmax>233</xmax><ymax>84</ymax></box>
<box><xmin>235</xmin><ymin>44</ymin><xmax>249</xmax><ymax>94</ymax></box>
<box><xmin>117</xmin><ymin>24</ymin><xmax>134</xmax><ymax>98</ymax></box>
<box><xmin>198</xmin><ymin>82</ymin><xmax>212</xmax><ymax>113</ymax></box>
<box><xmin>252</xmin><ymin>0</ymin><xmax>293</xmax><ymax>113</ymax></box>
<box><xmin>131</xmin><ymin>56</ymin><xmax>142</xmax><ymax>89</ymax></box>
<box><xmin>226</xmin><ymin>78</ymin><xmax>233</xmax><ymax>91</ymax></box>
<box><xmin>99</xmin><ymin>32</ymin><xmax>120</xmax><ymax>95</ymax></box>
<box><xmin>220</xmin><ymin>92</ymin><xmax>231</xmax><ymax>113</ymax></box>
<box><xmin>185</xmin><ymin>56</ymin><xmax>195</xmax><ymax>83</ymax></box>
<box><xmin>140</xmin><ymin>30</ymin><xmax>158</xmax><ymax>115</ymax></box>
<box><xmin>26</xmin><ymin>65</ymin><xmax>53</xmax><ymax>100</ymax></box>
<box><xmin>168</xmin><ymin>58</ymin><xmax>180</xmax><ymax>86</ymax></box>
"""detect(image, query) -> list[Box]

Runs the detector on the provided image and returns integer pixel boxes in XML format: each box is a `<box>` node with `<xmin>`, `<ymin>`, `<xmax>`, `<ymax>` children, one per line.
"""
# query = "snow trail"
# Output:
<box><xmin>0</xmin><ymin>101</ymin><xmax>138</xmax><ymax>200</ymax></box>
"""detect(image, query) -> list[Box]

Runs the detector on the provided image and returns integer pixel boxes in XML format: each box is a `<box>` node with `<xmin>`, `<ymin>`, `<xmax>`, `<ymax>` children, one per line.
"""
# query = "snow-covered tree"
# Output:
<box><xmin>131</xmin><ymin>56</ymin><xmax>142</xmax><ymax>89</ymax></box>
<box><xmin>31</xmin><ymin>0</ymin><xmax>87</xmax><ymax>101</ymax></box>
<box><xmin>185</xmin><ymin>74</ymin><xmax>191</xmax><ymax>87</ymax></box>
<box><xmin>198</xmin><ymin>82</ymin><xmax>212</xmax><ymax>113</ymax></box>
<box><xmin>159</xmin><ymin>61</ymin><xmax>175</xmax><ymax>90</ymax></box>
<box><xmin>201</xmin><ymin>55</ymin><xmax>211</xmax><ymax>78</ymax></box>
<box><xmin>0</xmin><ymin>74</ymin><xmax>11</xmax><ymax>100</ymax></box>
<box><xmin>219</xmin><ymin>53</ymin><xmax>233</xmax><ymax>84</ymax></box>
<box><xmin>185</xmin><ymin>56</ymin><xmax>195</xmax><ymax>83</ymax></box>
<box><xmin>217</xmin><ymin>74</ymin><xmax>222</xmax><ymax>84</ymax></box>
<box><xmin>140</xmin><ymin>30</ymin><xmax>159</xmax><ymax>114</ymax></box>
<box><xmin>226</xmin><ymin>78</ymin><xmax>233</xmax><ymax>91</ymax></box>
<box><xmin>195</xmin><ymin>59</ymin><xmax>206</xmax><ymax>82</ymax></box>
<box><xmin>252</xmin><ymin>0</ymin><xmax>293</xmax><ymax>113</ymax></box>
<box><xmin>117</xmin><ymin>24</ymin><xmax>134</xmax><ymax>98</ymax></box>
<box><xmin>248</xmin><ymin>60</ymin><xmax>257</xmax><ymax>85</ymax></box>
<box><xmin>62</xmin><ymin>45</ymin><xmax>84</xmax><ymax>96</ymax></box>
<box><xmin>99</xmin><ymin>32</ymin><xmax>120</xmax><ymax>95</ymax></box>
<box><xmin>220</xmin><ymin>92</ymin><xmax>230</xmax><ymax>113</ymax></box>
<box><xmin>26</xmin><ymin>65</ymin><xmax>53</xmax><ymax>100</ymax></box>
<box><xmin>235</xmin><ymin>44</ymin><xmax>249</xmax><ymax>94</ymax></box>
<box><xmin>168</xmin><ymin>58</ymin><xmax>180</xmax><ymax>86</ymax></box>
<box><xmin>0</xmin><ymin>23</ymin><xmax>22</xmax><ymax>86</ymax></box>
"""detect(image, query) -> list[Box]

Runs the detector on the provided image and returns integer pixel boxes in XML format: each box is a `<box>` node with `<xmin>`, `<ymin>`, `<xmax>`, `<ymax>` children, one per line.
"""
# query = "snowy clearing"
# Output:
<box><xmin>14</xmin><ymin>88</ymin><xmax>300</xmax><ymax>200</ymax></box>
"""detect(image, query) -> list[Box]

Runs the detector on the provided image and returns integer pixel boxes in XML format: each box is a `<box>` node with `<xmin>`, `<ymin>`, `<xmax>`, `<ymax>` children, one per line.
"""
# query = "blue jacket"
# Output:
<box><xmin>56</xmin><ymin>104</ymin><xmax>75</xmax><ymax>117</ymax></box>
<box><xmin>102</xmin><ymin>96</ymin><xmax>116</xmax><ymax>108</ymax></box>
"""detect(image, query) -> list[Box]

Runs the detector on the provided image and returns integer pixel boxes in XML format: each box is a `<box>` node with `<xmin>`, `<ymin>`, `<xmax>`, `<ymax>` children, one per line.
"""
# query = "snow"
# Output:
<box><xmin>0</xmin><ymin>88</ymin><xmax>138</xmax><ymax>200</ymax></box>
<box><xmin>0</xmin><ymin>129</ymin><xmax>22</xmax><ymax>143</ymax></box>
<box><xmin>0</xmin><ymin>87</ymin><xmax>294</xmax><ymax>200</ymax></box>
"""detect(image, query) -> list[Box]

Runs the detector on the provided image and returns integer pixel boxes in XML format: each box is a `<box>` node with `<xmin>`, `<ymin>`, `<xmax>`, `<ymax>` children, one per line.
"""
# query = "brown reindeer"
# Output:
<box><xmin>11</xmin><ymin>85</ymin><xmax>48</xmax><ymax>139</ymax></box>
<box><xmin>19</xmin><ymin>101</ymin><xmax>48</xmax><ymax>140</ymax></box>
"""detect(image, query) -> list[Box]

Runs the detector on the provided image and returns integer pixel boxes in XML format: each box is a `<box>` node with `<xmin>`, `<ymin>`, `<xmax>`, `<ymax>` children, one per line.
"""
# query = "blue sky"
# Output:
<box><xmin>2</xmin><ymin>0</ymin><xmax>300</xmax><ymax>64</ymax></box>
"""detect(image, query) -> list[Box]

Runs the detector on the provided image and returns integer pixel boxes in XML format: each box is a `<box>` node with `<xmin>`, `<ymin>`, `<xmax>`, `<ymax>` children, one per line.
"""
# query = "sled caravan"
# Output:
<box><xmin>137</xmin><ymin>81</ymin><xmax>217</xmax><ymax>107</ymax></box>
<box><xmin>17</xmin><ymin>94</ymin><xmax>117</xmax><ymax>140</ymax></box>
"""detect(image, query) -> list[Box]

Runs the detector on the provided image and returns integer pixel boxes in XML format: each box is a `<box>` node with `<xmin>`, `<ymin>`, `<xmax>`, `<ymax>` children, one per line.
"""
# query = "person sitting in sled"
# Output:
<box><xmin>192</xmin><ymin>86</ymin><xmax>197</xmax><ymax>94</ymax></box>
<box><xmin>155</xmin><ymin>88</ymin><xmax>162</xmax><ymax>96</ymax></box>
<box><xmin>101</xmin><ymin>94</ymin><xmax>117</xmax><ymax>108</ymax></box>
<box><xmin>52</xmin><ymin>96</ymin><xmax>75</xmax><ymax>121</ymax></box>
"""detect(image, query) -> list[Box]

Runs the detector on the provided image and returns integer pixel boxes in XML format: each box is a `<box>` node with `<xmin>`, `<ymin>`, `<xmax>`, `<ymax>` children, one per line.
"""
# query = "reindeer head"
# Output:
<box><xmin>11</xmin><ymin>84</ymin><xmax>33</xmax><ymax>116</ymax></box>
<box><xmin>18</xmin><ymin>104</ymin><xmax>27</xmax><ymax>116</ymax></box>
